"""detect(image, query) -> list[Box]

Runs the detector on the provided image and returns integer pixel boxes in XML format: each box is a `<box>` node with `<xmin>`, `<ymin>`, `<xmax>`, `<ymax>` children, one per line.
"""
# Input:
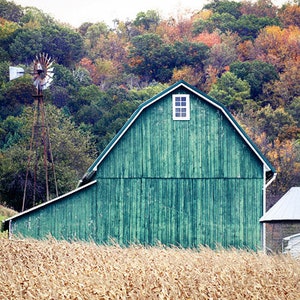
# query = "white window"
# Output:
<box><xmin>173</xmin><ymin>94</ymin><xmax>190</xmax><ymax>120</ymax></box>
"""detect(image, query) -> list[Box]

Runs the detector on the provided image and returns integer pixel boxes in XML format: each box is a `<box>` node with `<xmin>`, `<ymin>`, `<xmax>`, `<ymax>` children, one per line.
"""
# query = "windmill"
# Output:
<box><xmin>9</xmin><ymin>53</ymin><xmax>58</xmax><ymax>211</ymax></box>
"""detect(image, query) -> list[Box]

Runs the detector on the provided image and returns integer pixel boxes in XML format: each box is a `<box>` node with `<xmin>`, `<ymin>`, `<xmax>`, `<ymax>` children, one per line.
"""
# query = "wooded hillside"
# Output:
<box><xmin>0</xmin><ymin>0</ymin><xmax>299</xmax><ymax>211</ymax></box>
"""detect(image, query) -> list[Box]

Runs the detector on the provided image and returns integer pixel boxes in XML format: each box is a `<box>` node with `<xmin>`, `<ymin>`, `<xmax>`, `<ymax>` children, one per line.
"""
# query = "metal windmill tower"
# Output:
<box><xmin>10</xmin><ymin>53</ymin><xmax>58</xmax><ymax>211</ymax></box>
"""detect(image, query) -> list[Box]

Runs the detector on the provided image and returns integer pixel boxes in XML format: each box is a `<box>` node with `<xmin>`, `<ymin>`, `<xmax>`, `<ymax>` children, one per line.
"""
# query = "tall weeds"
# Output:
<box><xmin>1</xmin><ymin>238</ymin><xmax>299</xmax><ymax>299</ymax></box>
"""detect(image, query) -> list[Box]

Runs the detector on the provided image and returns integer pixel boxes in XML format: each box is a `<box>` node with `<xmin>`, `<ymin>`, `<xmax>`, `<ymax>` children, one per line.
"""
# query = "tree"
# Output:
<box><xmin>203</xmin><ymin>0</ymin><xmax>242</xmax><ymax>19</ymax></box>
<box><xmin>156</xmin><ymin>18</ymin><xmax>193</xmax><ymax>43</ymax></box>
<box><xmin>173</xmin><ymin>41</ymin><xmax>210</xmax><ymax>71</ymax></box>
<box><xmin>240</xmin><ymin>0</ymin><xmax>278</xmax><ymax>18</ymax></box>
<box><xmin>278</xmin><ymin>4</ymin><xmax>300</xmax><ymax>27</ymax></box>
<box><xmin>0</xmin><ymin>105</ymin><xmax>97</xmax><ymax>211</ymax></box>
<box><xmin>262</xmin><ymin>58</ymin><xmax>300</xmax><ymax>108</ymax></box>
<box><xmin>9</xmin><ymin>28</ymin><xmax>43</xmax><ymax>63</ymax></box>
<box><xmin>0</xmin><ymin>0</ymin><xmax>23</xmax><ymax>23</ymax></box>
<box><xmin>193</xmin><ymin>30</ymin><xmax>221</xmax><ymax>47</ymax></box>
<box><xmin>255</xmin><ymin>106</ymin><xmax>299</xmax><ymax>142</ymax></box>
<box><xmin>205</xmin><ymin>33</ymin><xmax>239</xmax><ymax>75</ymax></box>
<box><xmin>128</xmin><ymin>34</ymin><xmax>209</xmax><ymax>83</ymax></box>
<box><xmin>230</xmin><ymin>60</ymin><xmax>278</xmax><ymax>99</ymax></box>
<box><xmin>133</xmin><ymin>10</ymin><xmax>160</xmax><ymax>31</ymax></box>
<box><xmin>0</xmin><ymin>18</ymin><xmax>19</xmax><ymax>40</ymax></box>
<box><xmin>208</xmin><ymin>71</ymin><xmax>252</xmax><ymax>111</ymax></box>
<box><xmin>193</xmin><ymin>12</ymin><xmax>237</xmax><ymax>34</ymax></box>
<box><xmin>0</xmin><ymin>75</ymin><xmax>35</xmax><ymax>119</ymax></box>
<box><xmin>84</xmin><ymin>22</ymin><xmax>110</xmax><ymax>49</ymax></box>
<box><xmin>171</xmin><ymin>66</ymin><xmax>202</xmax><ymax>87</ymax></box>
<box><xmin>254</xmin><ymin>25</ymin><xmax>300</xmax><ymax>72</ymax></box>
<box><xmin>127</xmin><ymin>33</ymin><xmax>175</xmax><ymax>82</ymax></box>
<box><xmin>20</xmin><ymin>7</ymin><xmax>55</xmax><ymax>28</ymax></box>
<box><xmin>233</xmin><ymin>14</ymin><xmax>280</xmax><ymax>40</ymax></box>
<box><xmin>41</xmin><ymin>25</ymin><xmax>84</xmax><ymax>67</ymax></box>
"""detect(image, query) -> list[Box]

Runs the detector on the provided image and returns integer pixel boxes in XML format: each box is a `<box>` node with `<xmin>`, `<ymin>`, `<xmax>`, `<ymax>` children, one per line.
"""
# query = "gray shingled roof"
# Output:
<box><xmin>260</xmin><ymin>187</ymin><xmax>300</xmax><ymax>222</ymax></box>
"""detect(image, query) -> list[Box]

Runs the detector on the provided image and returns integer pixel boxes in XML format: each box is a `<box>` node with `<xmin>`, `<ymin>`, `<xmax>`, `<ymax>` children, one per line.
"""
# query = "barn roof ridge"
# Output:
<box><xmin>79</xmin><ymin>80</ymin><xmax>275</xmax><ymax>186</ymax></box>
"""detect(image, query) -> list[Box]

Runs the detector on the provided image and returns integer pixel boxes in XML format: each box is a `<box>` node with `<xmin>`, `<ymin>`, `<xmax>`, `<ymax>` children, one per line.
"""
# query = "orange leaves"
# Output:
<box><xmin>171</xmin><ymin>66</ymin><xmax>201</xmax><ymax>87</ymax></box>
<box><xmin>278</xmin><ymin>4</ymin><xmax>300</xmax><ymax>28</ymax></box>
<box><xmin>78</xmin><ymin>57</ymin><xmax>99</xmax><ymax>85</ymax></box>
<box><xmin>155</xmin><ymin>19</ymin><xmax>193</xmax><ymax>44</ymax></box>
<box><xmin>193</xmin><ymin>31</ymin><xmax>221</xmax><ymax>47</ymax></box>
<box><xmin>254</xmin><ymin>26</ymin><xmax>300</xmax><ymax>71</ymax></box>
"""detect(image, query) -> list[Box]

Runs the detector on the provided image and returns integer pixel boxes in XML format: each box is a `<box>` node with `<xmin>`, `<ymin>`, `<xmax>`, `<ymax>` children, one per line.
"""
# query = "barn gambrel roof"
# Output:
<box><xmin>79</xmin><ymin>80</ymin><xmax>275</xmax><ymax>186</ymax></box>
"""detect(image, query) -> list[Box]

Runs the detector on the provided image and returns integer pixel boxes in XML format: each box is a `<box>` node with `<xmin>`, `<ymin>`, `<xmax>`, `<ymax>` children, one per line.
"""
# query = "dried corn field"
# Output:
<box><xmin>0</xmin><ymin>238</ymin><xmax>299</xmax><ymax>299</ymax></box>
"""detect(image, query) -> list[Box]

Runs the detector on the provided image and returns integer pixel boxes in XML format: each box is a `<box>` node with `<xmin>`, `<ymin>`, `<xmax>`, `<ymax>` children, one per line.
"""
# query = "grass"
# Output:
<box><xmin>1</xmin><ymin>238</ymin><xmax>299</xmax><ymax>299</ymax></box>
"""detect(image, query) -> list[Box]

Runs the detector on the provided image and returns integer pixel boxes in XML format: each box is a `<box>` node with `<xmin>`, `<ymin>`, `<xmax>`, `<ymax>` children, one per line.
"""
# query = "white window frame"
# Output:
<box><xmin>172</xmin><ymin>94</ymin><xmax>190</xmax><ymax>120</ymax></box>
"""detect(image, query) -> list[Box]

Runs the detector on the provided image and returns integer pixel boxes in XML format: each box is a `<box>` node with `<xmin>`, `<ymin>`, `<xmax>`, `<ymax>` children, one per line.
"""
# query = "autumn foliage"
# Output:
<box><xmin>0</xmin><ymin>0</ymin><xmax>300</xmax><ymax>209</ymax></box>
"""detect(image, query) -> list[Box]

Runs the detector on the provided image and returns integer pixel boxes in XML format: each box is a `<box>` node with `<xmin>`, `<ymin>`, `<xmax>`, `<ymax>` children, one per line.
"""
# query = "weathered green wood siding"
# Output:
<box><xmin>11</xmin><ymin>183</ymin><xmax>98</xmax><ymax>241</ymax></box>
<box><xmin>93</xmin><ymin>86</ymin><xmax>264</xmax><ymax>249</ymax></box>
<box><xmin>9</xmin><ymin>85</ymin><xmax>265</xmax><ymax>250</ymax></box>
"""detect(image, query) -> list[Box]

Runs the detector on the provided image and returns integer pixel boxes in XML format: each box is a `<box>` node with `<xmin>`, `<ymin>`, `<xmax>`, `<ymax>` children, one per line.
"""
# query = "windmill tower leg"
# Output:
<box><xmin>22</xmin><ymin>91</ymin><xmax>58</xmax><ymax>211</ymax></box>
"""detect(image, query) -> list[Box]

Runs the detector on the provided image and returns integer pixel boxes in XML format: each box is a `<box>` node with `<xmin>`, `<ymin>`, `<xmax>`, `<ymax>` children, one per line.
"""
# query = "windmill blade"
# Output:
<box><xmin>32</xmin><ymin>53</ymin><xmax>55</xmax><ymax>91</ymax></box>
<box><xmin>9</xmin><ymin>66</ymin><xmax>25</xmax><ymax>81</ymax></box>
<box><xmin>43</xmin><ymin>78</ymin><xmax>53</xmax><ymax>90</ymax></box>
<box><xmin>47</xmin><ymin>67</ymin><xmax>54</xmax><ymax>75</ymax></box>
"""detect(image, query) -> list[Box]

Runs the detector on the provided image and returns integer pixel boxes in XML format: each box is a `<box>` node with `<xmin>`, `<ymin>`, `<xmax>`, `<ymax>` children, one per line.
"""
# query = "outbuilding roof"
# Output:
<box><xmin>260</xmin><ymin>187</ymin><xmax>300</xmax><ymax>222</ymax></box>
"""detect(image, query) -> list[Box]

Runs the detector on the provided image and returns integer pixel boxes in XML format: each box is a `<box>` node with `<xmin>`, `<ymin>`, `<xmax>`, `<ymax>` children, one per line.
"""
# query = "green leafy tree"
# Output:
<box><xmin>255</xmin><ymin>105</ymin><xmax>298</xmax><ymax>142</ymax></box>
<box><xmin>230</xmin><ymin>60</ymin><xmax>279</xmax><ymax>99</ymax></box>
<box><xmin>20</xmin><ymin>7</ymin><xmax>55</xmax><ymax>27</ymax></box>
<box><xmin>127</xmin><ymin>33</ymin><xmax>175</xmax><ymax>82</ymax></box>
<box><xmin>133</xmin><ymin>10</ymin><xmax>161</xmax><ymax>31</ymax></box>
<box><xmin>84</xmin><ymin>22</ymin><xmax>110</xmax><ymax>49</ymax></box>
<box><xmin>173</xmin><ymin>41</ymin><xmax>210</xmax><ymax>71</ymax></box>
<box><xmin>128</xmin><ymin>34</ymin><xmax>209</xmax><ymax>83</ymax></box>
<box><xmin>287</xmin><ymin>97</ymin><xmax>300</xmax><ymax>127</ymax></box>
<box><xmin>208</xmin><ymin>71</ymin><xmax>252</xmax><ymax>111</ymax></box>
<box><xmin>9</xmin><ymin>28</ymin><xmax>43</xmax><ymax>63</ymax></box>
<box><xmin>0</xmin><ymin>75</ymin><xmax>35</xmax><ymax>119</ymax></box>
<box><xmin>233</xmin><ymin>15</ymin><xmax>280</xmax><ymax>40</ymax></box>
<box><xmin>9</xmin><ymin>25</ymin><xmax>83</xmax><ymax>66</ymax></box>
<box><xmin>0</xmin><ymin>104</ymin><xmax>97</xmax><ymax>211</ymax></box>
<box><xmin>41</xmin><ymin>25</ymin><xmax>84</xmax><ymax>67</ymax></box>
<box><xmin>204</xmin><ymin>0</ymin><xmax>242</xmax><ymax>18</ymax></box>
<box><xmin>193</xmin><ymin>12</ymin><xmax>237</xmax><ymax>34</ymax></box>
<box><xmin>0</xmin><ymin>18</ymin><xmax>19</xmax><ymax>41</ymax></box>
<box><xmin>0</xmin><ymin>0</ymin><xmax>23</xmax><ymax>23</ymax></box>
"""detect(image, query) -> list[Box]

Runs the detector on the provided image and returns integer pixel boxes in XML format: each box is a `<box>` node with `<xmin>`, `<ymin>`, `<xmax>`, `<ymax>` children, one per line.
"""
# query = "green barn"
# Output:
<box><xmin>3</xmin><ymin>81</ymin><xmax>276</xmax><ymax>250</ymax></box>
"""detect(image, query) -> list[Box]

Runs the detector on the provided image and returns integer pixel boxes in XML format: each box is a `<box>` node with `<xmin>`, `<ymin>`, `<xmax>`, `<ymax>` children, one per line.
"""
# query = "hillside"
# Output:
<box><xmin>0</xmin><ymin>238</ymin><xmax>299</xmax><ymax>299</ymax></box>
<box><xmin>0</xmin><ymin>0</ymin><xmax>299</xmax><ymax>211</ymax></box>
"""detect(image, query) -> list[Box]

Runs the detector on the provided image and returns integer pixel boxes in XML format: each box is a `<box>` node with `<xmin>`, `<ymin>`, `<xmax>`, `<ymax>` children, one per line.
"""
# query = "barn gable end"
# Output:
<box><xmin>3</xmin><ymin>81</ymin><xmax>276</xmax><ymax>250</ymax></box>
